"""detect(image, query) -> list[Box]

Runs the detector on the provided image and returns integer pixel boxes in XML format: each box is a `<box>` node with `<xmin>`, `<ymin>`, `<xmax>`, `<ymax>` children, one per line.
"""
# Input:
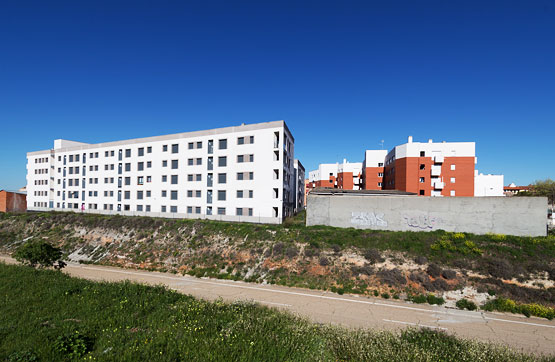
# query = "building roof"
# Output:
<box><xmin>309</xmin><ymin>187</ymin><xmax>416</xmax><ymax>196</ymax></box>
<box><xmin>0</xmin><ymin>190</ymin><xmax>27</xmax><ymax>195</ymax></box>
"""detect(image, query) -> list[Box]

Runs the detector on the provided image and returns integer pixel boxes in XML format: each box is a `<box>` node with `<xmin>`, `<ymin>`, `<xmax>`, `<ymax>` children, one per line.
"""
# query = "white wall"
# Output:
<box><xmin>474</xmin><ymin>172</ymin><xmax>504</xmax><ymax>197</ymax></box>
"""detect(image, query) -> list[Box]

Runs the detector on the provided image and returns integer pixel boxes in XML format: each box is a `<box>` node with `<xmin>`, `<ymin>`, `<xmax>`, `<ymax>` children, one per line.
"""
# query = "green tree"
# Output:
<box><xmin>531</xmin><ymin>179</ymin><xmax>555</xmax><ymax>209</ymax></box>
<box><xmin>13</xmin><ymin>239</ymin><xmax>65</xmax><ymax>269</ymax></box>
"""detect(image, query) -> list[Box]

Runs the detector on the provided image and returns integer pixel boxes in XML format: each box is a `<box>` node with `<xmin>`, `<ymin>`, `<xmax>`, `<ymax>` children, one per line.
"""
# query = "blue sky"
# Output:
<box><xmin>1</xmin><ymin>0</ymin><xmax>554</xmax><ymax>190</ymax></box>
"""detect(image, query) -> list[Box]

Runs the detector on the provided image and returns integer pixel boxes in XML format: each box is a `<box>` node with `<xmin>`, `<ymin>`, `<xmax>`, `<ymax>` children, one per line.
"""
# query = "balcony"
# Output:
<box><xmin>431</xmin><ymin>165</ymin><xmax>442</xmax><ymax>176</ymax></box>
<box><xmin>433</xmin><ymin>155</ymin><xmax>444</xmax><ymax>163</ymax></box>
<box><xmin>432</xmin><ymin>180</ymin><xmax>444</xmax><ymax>189</ymax></box>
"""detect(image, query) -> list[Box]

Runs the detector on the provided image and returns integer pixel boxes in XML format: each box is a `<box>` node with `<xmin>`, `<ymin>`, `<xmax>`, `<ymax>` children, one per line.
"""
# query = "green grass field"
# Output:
<box><xmin>0</xmin><ymin>263</ymin><xmax>551</xmax><ymax>361</ymax></box>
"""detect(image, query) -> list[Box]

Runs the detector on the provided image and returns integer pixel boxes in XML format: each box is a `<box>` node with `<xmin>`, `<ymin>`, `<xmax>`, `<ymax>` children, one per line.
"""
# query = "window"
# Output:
<box><xmin>419</xmin><ymin>177</ymin><xmax>425</xmax><ymax>183</ymax></box>
<box><xmin>171</xmin><ymin>175</ymin><xmax>178</xmax><ymax>184</ymax></box>
<box><xmin>162</xmin><ymin>160</ymin><xmax>167</xmax><ymax>167</ymax></box>
<box><xmin>187</xmin><ymin>206</ymin><xmax>193</xmax><ymax>213</ymax></box>
<box><xmin>238</xmin><ymin>137</ymin><xmax>244</xmax><ymax>145</ymax></box>
<box><xmin>172</xmin><ymin>144</ymin><xmax>179</xmax><ymax>153</ymax></box>
<box><xmin>163</xmin><ymin>145</ymin><xmax>168</xmax><ymax>152</ymax></box>
<box><xmin>218</xmin><ymin>190</ymin><xmax>226</xmax><ymax>201</ymax></box>
<box><xmin>196</xmin><ymin>174</ymin><xmax>202</xmax><ymax>181</ymax></box>
<box><xmin>146</xmin><ymin>205</ymin><xmax>151</xmax><ymax>212</ymax></box>
<box><xmin>248</xmin><ymin>190</ymin><xmax>253</xmax><ymax>198</ymax></box>
<box><xmin>147</xmin><ymin>146</ymin><xmax>152</xmax><ymax>153</ymax></box>
<box><xmin>171</xmin><ymin>206</ymin><xmax>178</xmax><ymax>213</ymax></box>
<box><xmin>217</xmin><ymin>207</ymin><xmax>226</xmax><ymax>215</ymax></box>
<box><xmin>188</xmin><ymin>174</ymin><xmax>194</xmax><ymax>181</ymax></box>
<box><xmin>237</xmin><ymin>172</ymin><xmax>243</xmax><ymax>181</ymax></box>
<box><xmin>237</xmin><ymin>190</ymin><xmax>243</xmax><ymax>198</ymax></box>
<box><xmin>162</xmin><ymin>175</ymin><xmax>167</xmax><ymax>182</ymax></box>
<box><xmin>171</xmin><ymin>191</ymin><xmax>178</xmax><ymax>200</ymax></box>
<box><xmin>197</xmin><ymin>141</ymin><xmax>202</xmax><ymax>148</ymax></box>
<box><xmin>236</xmin><ymin>208</ymin><xmax>243</xmax><ymax>216</ymax></box>
<box><xmin>137</xmin><ymin>191</ymin><xmax>143</xmax><ymax>200</ymax></box>
<box><xmin>146</xmin><ymin>190</ymin><xmax>151</xmax><ymax>197</ymax></box>
<box><xmin>162</xmin><ymin>190</ymin><xmax>167</xmax><ymax>197</ymax></box>
<box><xmin>237</xmin><ymin>155</ymin><xmax>244</xmax><ymax>163</ymax></box>
<box><xmin>378</xmin><ymin>162</ymin><xmax>383</xmax><ymax>167</ymax></box>
<box><xmin>420</xmin><ymin>164</ymin><xmax>425</xmax><ymax>170</ymax></box>
<box><xmin>111</xmin><ymin>150</ymin><xmax>115</xmax><ymax>156</ymax></box>
<box><xmin>219</xmin><ymin>139</ymin><xmax>227</xmax><ymax>149</ymax></box>
<box><xmin>188</xmin><ymin>142</ymin><xmax>194</xmax><ymax>149</ymax></box>
<box><xmin>218</xmin><ymin>156</ymin><xmax>227</xmax><ymax>167</ymax></box>
<box><xmin>273</xmin><ymin>188</ymin><xmax>279</xmax><ymax>198</ymax></box>
<box><xmin>138</xmin><ymin>162</ymin><xmax>144</xmax><ymax>171</ymax></box>
<box><xmin>378</xmin><ymin>182</ymin><xmax>382</xmax><ymax>187</ymax></box>
<box><xmin>208</xmin><ymin>140</ymin><xmax>214</xmax><ymax>154</ymax></box>
<box><xmin>125</xmin><ymin>149</ymin><xmax>131</xmax><ymax>158</ymax></box>
<box><xmin>420</xmin><ymin>151</ymin><xmax>425</xmax><ymax>157</ymax></box>
<box><xmin>125</xmin><ymin>177</ymin><xmax>131</xmax><ymax>185</ymax></box>
<box><xmin>420</xmin><ymin>190</ymin><xmax>425</xmax><ymax>195</ymax></box>
<box><xmin>138</xmin><ymin>176</ymin><xmax>144</xmax><ymax>185</ymax></box>
<box><xmin>196</xmin><ymin>158</ymin><xmax>202</xmax><ymax>165</ymax></box>
<box><xmin>125</xmin><ymin>163</ymin><xmax>131</xmax><ymax>172</ymax></box>
<box><xmin>450</xmin><ymin>177</ymin><xmax>456</xmax><ymax>183</ymax></box>
<box><xmin>171</xmin><ymin>160</ymin><xmax>178</xmax><ymax>169</ymax></box>
<box><xmin>451</xmin><ymin>164</ymin><xmax>456</xmax><ymax>171</ymax></box>
<box><xmin>195</xmin><ymin>206</ymin><xmax>201</xmax><ymax>214</ymax></box>
<box><xmin>249</xmin><ymin>136</ymin><xmax>254</xmax><ymax>144</ymax></box>
<box><xmin>161</xmin><ymin>206</ymin><xmax>167</xmax><ymax>212</ymax></box>
<box><xmin>195</xmin><ymin>190</ymin><xmax>201</xmax><ymax>198</ymax></box>
<box><xmin>188</xmin><ymin>158</ymin><xmax>194</xmax><ymax>166</ymax></box>
<box><xmin>147</xmin><ymin>161</ymin><xmax>152</xmax><ymax>168</ymax></box>
<box><xmin>138</xmin><ymin>148</ymin><xmax>144</xmax><ymax>156</ymax></box>
<box><xmin>137</xmin><ymin>205</ymin><xmax>143</xmax><ymax>211</ymax></box>
<box><xmin>218</xmin><ymin>173</ymin><xmax>226</xmax><ymax>184</ymax></box>
<box><xmin>147</xmin><ymin>176</ymin><xmax>152</xmax><ymax>183</ymax></box>
<box><xmin>450</xmin><ymin>190</ymin><xmax>456</xmax><ymax>196</ymax></box>
<box><xmin>187</xmin><ymin>190</ymin><xmax>193</xmax><ymax>197</ymax></box>
<box><xmin>378</xmin><ymin>172</ymin><xmax>383</xmax><ymax>177</ymax></box>
<box><xmin>124</xmin><ymin>191</ymin><xmax>130</xmax><ymax>200</ymax></box>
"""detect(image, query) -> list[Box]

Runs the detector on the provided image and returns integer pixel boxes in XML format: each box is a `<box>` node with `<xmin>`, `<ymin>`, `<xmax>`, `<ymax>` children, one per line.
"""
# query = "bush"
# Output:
<box><xmin>426</xmin><ymin>264</ymin><xmax>441</xmax><ymax>278</ymax></box>
<box><xmin>377</xmin><ymin>269</ymin><xmax>406</xmax><ymax>286</ymax></box>
<box><xmin>285</xmin><ymin>246</ymin><xmax>298</xmax><ymax>259</ymax></box>
<box><xmin>482</xmin><ymin>297</ymin><xmax>555</xmax><ymax>320</ymax></box>
<box><xmin>381</xmin><ymin>292</ymin><xmax>390</xmax><ymax>299</ymax></box>
<box><xmin>319</xmin><ymin>256</ymin><xmax>330</xmax><ymax>266</ymax></box>
<box><xmin>485</xmin><ymin>258</ymin><xmax>513</xmax><ymax>280</ymax></box>
<box><xmin>363</xmin><ymin>249</ymin><xmax>384</xmax><ymax>264</ymax></box>
<box><xmin>426</xmin><ymin>294</ymin><xmax>445</xmax><ymax>305</ymax></box>
<box><xmin>414</xmin><ymin>256</ymin><xmax>428</xmax><ymax>265</ymax></box>
<box><xmin>54</xmin><ymin>331</ymin><xmax>93</xmax><ymax>359</ymax></box>
<box><xmin>456</xmin><ymin>299</ymin><xmax>477</xmax><ymax>311</ymax></box>
<box><xmin>13</xmin><ymin>239</ymin><xmax>65</xmax><ymax>269</ymax></box>
<box><xmin>407</xmin><ymin>294</ymin><xmax>427</xmax><ymax>304</ymax></box>
<box><xmin>350</xmin><ymin>263</ymin><xmax>374</xmax><ymax>276</ymax></box>
<box><xmin>441</xmin><ymin>269</ymin><xmax>457</xmax><ymax>280</ymax></box>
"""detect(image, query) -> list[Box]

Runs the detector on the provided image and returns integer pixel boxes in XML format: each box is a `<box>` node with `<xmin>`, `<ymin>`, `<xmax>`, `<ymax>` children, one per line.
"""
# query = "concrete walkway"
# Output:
<box><xmin>2</xmin><ymin>255</ymin><xmax>554</xmax><ymax>356</ymax></box>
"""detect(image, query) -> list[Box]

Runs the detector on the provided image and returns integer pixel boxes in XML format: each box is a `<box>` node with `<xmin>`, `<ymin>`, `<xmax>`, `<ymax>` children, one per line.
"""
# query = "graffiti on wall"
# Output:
<box><xmin>351</xmin><ymin>211</ymin><xmax>388</xmax><ymax>227</ymax></box>
<box><xmin>403</xmin><ymin>214</ymin><xmax>442</xmax><ymax>229</ymax></box>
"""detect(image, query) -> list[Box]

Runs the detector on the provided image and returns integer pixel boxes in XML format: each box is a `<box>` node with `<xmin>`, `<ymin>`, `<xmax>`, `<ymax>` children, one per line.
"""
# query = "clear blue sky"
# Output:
<box><xmin>1</xmin><ymin>0</ymin><xmax>554</xmax><ymax>190</ymax></box>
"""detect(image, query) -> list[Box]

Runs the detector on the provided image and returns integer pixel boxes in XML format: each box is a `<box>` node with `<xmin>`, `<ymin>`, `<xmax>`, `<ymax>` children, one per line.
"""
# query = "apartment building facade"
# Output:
<box><xmin>307</xmin><ymin>160</ymin><xmax>362</xmax><ymax>191</ymax></box>
<box><xmin>293</xmin><ymin>159</ymin><xmax>305</xmax><ymax>213</ymax></box>
<box><xmin>26</xmin><ymin>121</ymin><xmax>296</xmax><ymax>223</ymax></box>
<box><xmin>309</xmin><ymin>136</ymin><xmax>503</xmax><ymax>197</ymax></box>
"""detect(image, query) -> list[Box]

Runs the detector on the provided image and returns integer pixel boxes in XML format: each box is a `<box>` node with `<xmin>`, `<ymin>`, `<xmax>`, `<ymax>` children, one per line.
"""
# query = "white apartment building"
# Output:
<box><xmin>474</xmin><ymin>171</ymin><xmax>504</xmax><ymax>197</ymax></box>
<box><xmin>293</xmin><ymin>159</ymin><xmax>305</xmax><ymax>212</ymax></box>
<box><xmin>26</xmin><ymin>121</ymin><xmax>296</xmax><ymax>224</ymax></box>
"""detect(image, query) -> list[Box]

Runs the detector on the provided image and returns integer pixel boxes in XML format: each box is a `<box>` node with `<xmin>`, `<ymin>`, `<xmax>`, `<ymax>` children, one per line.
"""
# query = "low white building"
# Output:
<box><xmin>474</xmin><ymin>171</ymin><xmax>504</xmax><ymax>197</ymax></box>
<box><xmin>26</xmin><ymin>120</ymin><xmax>296</xmax><ymax>223</ymax></box>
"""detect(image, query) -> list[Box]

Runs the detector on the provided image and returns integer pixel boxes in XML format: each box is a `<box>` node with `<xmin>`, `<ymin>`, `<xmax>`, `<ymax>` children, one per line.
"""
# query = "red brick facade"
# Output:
<box><xmin>0</xmin><ymin>191</ymin><xmax>27</xmax><ymax>213</ymax></box>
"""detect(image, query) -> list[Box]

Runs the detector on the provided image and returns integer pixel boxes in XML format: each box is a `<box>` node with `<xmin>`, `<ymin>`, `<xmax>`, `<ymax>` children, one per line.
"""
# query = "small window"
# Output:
<box><xmin>188</xmin><ymin>158</ymin><xmax>194</xmax><ymax>166</ymax></box>
<box><xmin>218</xmin><ymin>173</ymin><xmax>226</xmax><ymax>184</ymax></box>
<box><xmin>172</xmin><ymin>144</ymin><xmax>179</xmax><ymax>153</ymax></box>
<box><xmin>171</xmin><ymin>175</ymin><xmax>178</xmax><ymax>184</ymax></box>
<box><xmin>124</xmin><ymin>191</ymin><xmax>130</xmax><ymax>200</ymax></box>
<box><xmin>187</xmin><ymin>190</ymin><xmax>193</xmax><ymax>197</ymax></box>
<box><xmin>195</xmin><ymin>190</ymin><xmax>201</xmax><ymax>198</ymax></box>
<box><xmin>237</xmin><ymin>190</ymin><xmax>243</xmax><ymax>198</ymax></box>
<box><xmin>419</xmin><ymin>177</ymin><xmax>425</xmax><ymax>183</ymax></box>
<box><xmin>171</xmin><ymin>191</ymin><xmax>178</xmax><ymax>200</ymax></box>
<box><xmin>196</xmin><ymin>174</ymin><xmax>202</xmax><ymax>181</ymax></box>
<box><xmin>237</xmin><ymin>137</ymin><xmax>245</xmax><ymax>145</ymax></box>
<box><xmin>137</xmin><ymin>205</ymin><xmax>143</xmax><ymax>211</ymax></box>
<box><xmin>187</xmin><ymin>174</ymin><xmax>193</xmax><ymax>181</ymax></box>
<box><xmin>125</xmin><ymin>177</ymin><xmax>131</xmax><ymax>185</ymax></box>
<box><xmin>138</xmin><ymin>162</ymin><xmax>144</xmax><ymax>171</ymax></box>
<box><xmin>219</xmin><ymin>139</ymin><xmax>227</xmax><ymax>150</ymax></box>
<box><xmin>162</xmin><ymin>190</ymin><xmax>167</xmax><ymax>197</ymax></box>
<box><xmin>420</xmin><ymin>190</ymin><xmax>425</xmax><ymax>195</ymax></box>
<box><xmin>195</xmin><ymin>206</ymin><xmax>201</xmax><ymax>214</ymax></box>
<box><xmin>147</xmin><ymin>146</ymin><xmax>152</xmax><ymax>153</ymax></box>
<box><xmin>450</xmin><ymin>190</ymin><xmax>456</xmax><ymax>196</ymax></box>
<box><xmin>197</xmin><ymin>141</ymin><xmax>202</xmax><ymax>148</ymax></box>
<box><xmin>218</xmin><ymin>190</ymin><xmax>226</xmax><ymax>201</ymax></box>
<box><xmin>125</xmin><ymin>149</ymin><xmax>131</xmax><ymax>158</ymax></box>
<box><xmin>137</xmin><ymin>176</ymin><xmax>144</xmax><ymax>185</ymax></box>
<box><xmin>248</xmin><ymin>190</ymin><xmax>253</xmax><ymax>198</ymax></box>
<box><xmin>420</xmin><ymin>151</ymin><xmax>425</xmax><ymax>157</ymax></box>
<box><xmin>420</xmin><ymin>164</ymin><xmax>425</xmax><ymax>170</ymax></box>
<box><xmin>196</xmin><ymin>158</ymin><xmax>202</xmax><ymax>165</ymax></box>
<box><xmin>171</xmin><ymin>160</ymin><xmax>178</xmax><ymax>169</ymax></box>
<box><xmin>237</xmin><ymin>155</ymin><xmax>244</xmax><ymax>163</ymax></box>
<box><xmin>236</xmin><ymin>208</ymin><xmax>243</xmax><ymax>216</ymax></box>
<box><xmin>138</xmin><ymin>148</ymin><xmax>144</xmax><ymax>156</ymax></box>
<box><xmin>147</xmin><ymin>161</ymin><xmax>152</xmax><ymax>168</ymax></box>
<box><xmin>125</xmin><ymin>163</ymin><xmax>131</xmax><ymax>172</ymax></box>
<box><xmin>187</xmin><ymin>206</ymin><xmax>193</xmax><ymax>213</ymax></box>
<box><xmin>451</xmin><ymin>164</ymin><xmax>456</xmax><ymax>171</ymax></box>
<box><xmin>146</xmin><ymin>191</ymin><xmax>151</xmax><ymax>197</ymax></box>
<box><xmin>218</xmin><ymin>156</ymin><xmax>227</xmax><ymax>167</ymax></box>
<box><xmin>162</xmin><ymin>175</ymin><xmax>167</xmax><ymax>182</ymax></box>
<box><xmin>378</xmin><ymin>162</ymin><xmax>383</xmax><ymax>167</ymax></box>
<box><xmin>163</xmin><ymin>145</ymin><xmax>168</xmax><ymax>152</ymax></box>
<box><xmin>188</xmin><ymin>142</ymin><xmax>194</xmax><ymax>149</ymax></box>
<box><xmin>162</xmin><ymin>160</ymin><xmax>168</xmax><ymax>167</ymax></box>
<box><xmin>161</xmin><ymin>205</ymin><xmax>167</xmax><ymax>212</ymax></box>
<box><xmin>137</xmin><ymin>191</ymin><xmax>143</xmax><ymax>199</ymax></box>
<box><xmin>450</xmin><ymin>177</ymin><xmax>456</xmax><ymax>183</ymax></box>
<box><xmin>217</xmin><ymin>207</ymin><xmax>226</xmax><ymax>215</ymax></box>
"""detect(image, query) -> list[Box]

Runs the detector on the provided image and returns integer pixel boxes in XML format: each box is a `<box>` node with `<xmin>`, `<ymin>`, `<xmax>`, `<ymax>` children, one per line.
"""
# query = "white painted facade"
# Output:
<box><xmin>386</xmin><ymin>137</ymin><xmax>476</xmax><ymax>165</ymax></box>
<box><xmin>26</xmin><ymin>121</ymin><xmax>295</xmax><ymax>223</ymax></box>
<box><xmin>362</xmin><ymin>150</ymin><xmax>388</xmax><ymax>168</ymax></box>
<box><xmin>474</xmin><ymin>171</ymin><xmax>504</xmax><ymax>197</ymax></box>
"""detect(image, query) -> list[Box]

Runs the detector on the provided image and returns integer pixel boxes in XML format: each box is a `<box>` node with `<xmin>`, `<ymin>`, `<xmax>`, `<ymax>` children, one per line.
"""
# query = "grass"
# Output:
<box><xmin>0</xmin><ymin>262</ymin><xmax>550</xmax><ymax>361</ymax></box>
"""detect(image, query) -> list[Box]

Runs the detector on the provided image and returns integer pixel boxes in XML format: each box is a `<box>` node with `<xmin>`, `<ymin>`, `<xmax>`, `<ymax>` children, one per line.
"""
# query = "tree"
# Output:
<box><xmin>13</xmin><ymin>239</ymin><xmax>66</xmax><ymax>269</ymax></box>
<box><xmin>531</xmin><ymin>179</ymin><xmax>555</xmax><ymax>209</ymax></box>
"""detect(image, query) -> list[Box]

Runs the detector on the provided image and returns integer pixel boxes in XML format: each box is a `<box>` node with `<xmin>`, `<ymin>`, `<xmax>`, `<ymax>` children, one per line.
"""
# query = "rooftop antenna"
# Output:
<box><xmin>379</xmin><ymin>140</ymin><xmax>384</xmax><ymax>149</ymax></box>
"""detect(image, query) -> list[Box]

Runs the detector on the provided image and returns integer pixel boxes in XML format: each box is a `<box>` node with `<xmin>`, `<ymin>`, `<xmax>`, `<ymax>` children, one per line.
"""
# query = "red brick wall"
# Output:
<box><xmin>337</xmin><ymin>172</ymin><xmax>354</xmax><ymax>190</ymax></box>
<box><xmin>363</xmin><ymin>167</ymin><xmax>384</xmax><ymax>190</ymax></box>
<box><xmin>0</xmin><ymin>191</ymin><xmax>27</xmax><ymax>212</ymax></box>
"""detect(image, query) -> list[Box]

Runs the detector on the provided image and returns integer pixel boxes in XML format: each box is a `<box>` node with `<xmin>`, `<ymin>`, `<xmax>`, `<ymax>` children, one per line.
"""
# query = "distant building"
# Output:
<box><xmin>504</xmin><ymin>183</ymin><xmax>531</xmax><ymax>196</ymax></box>
<box><xmin>309</xmin><ymin>136</ymin><xmax>503</xmax><ymax>197</ymax></box>
<box><xmin>0</xmin><ymin>190</ymin><xmax>27</xmax><ymax>213</ymax></box>
<box><xmin>293</xmin><ymin>159</ymin><xmax>305</xmax><ymax>213</ymax></box>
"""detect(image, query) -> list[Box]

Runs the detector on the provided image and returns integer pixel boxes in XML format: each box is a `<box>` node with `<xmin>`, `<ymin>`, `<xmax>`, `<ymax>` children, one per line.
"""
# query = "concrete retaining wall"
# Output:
<box><xmin>307</xmin><ymin>194</ymin><xmax>547</xmax><ymax>237</ymax></box>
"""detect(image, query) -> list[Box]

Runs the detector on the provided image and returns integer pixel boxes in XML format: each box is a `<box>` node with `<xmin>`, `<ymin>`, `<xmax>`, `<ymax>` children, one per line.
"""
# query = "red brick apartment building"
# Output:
<box><xmin>308</xmin><ymin>137</ymin><xmax>502</xmax><ymax>197</ymax></box>
<box><xmin>0</xmin><ymin>190</ymin><xmax>27</xmax><ymax>213</ymax></box>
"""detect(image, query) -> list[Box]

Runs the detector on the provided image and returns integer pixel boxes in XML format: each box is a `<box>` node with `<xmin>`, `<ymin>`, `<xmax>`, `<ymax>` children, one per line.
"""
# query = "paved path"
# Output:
<box><xmin>2</xmin><ymin>255</ymin><xmax>554</xmax><ymax>356</ymax></box>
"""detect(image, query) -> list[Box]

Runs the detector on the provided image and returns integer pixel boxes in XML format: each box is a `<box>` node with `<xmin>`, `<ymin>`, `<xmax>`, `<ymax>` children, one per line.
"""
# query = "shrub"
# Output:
<box><xmin>426</xmin><ymin>264</ymin><xmax>441</xmax><ymax>278</ymax></box>
<box><xmin>483</xmin><ymin>297</ymin><xmax>555</xmax><ymax>320</ymax></box>
<box><xmin>381</xmin><ymin>292</ymin><xmax>390</xmax><ymax>299</ymax></box>
<box><xmin>54</xmin><ymin>331</ymin><xmax>93</xmax><ymax>359</ymax></box>
<box><xmin>485</xmin><ymin>258</ymin><xmax>513</xmax><ymax>280</ymax></box>
<box><xmin>350</xmin><ymin>263</ymin><xmax>374</xmax><ymax>276</ymax></box>
<box><xmin>414</xmin><ymin>256</ymin><xmax>428</xmax><ymax>265</ymax></box>
<box><xmin>13</xmin><ymin>239</ymin><xmax>65</xmax><ymax>269</ymax></box>
<box><xmin>441</xmin><ymin>269</ymin><xmax>457</xmax><ymax>280</ymax></box>
<box><xmin>377</xmin><ymin>269</ymin><xmax>406</xmax><ymax>286</ymax></box>
<box><xmin>319</xmin><ymin>256</ymin><xmax>330</xmax><ymax>266</ymax></box>
<box><xmin>456</xmin><ymin>299</ymin><xmax>477</xmax><ymax>311</ymax></box>
<box><xmin>426</xmin><ymin>294</ymin><xmax>445</xmax><ymax>305</ymax></box>
<box><xmin>363</xmin><ymin>249</ymin><xmax>384</xmax><ymax>264</ymax></box>
<box><xmin>272</xmin><ymin>242</ymin><xmax>285</xmax><ymax>255</ymax></box>
<box><xmin>285</xmin><ymin>246</ymin><xmax>298</xmax><ymax>259</ymax></box>
<box><xmin>407</xmin><ymin>294</ymin><xmax>427</xmax><ymax>304</ymax></box>
<box><xmin>373</xmin><ymin>290</ymin><xmax>379</xmax><ymax>297</ymax></box>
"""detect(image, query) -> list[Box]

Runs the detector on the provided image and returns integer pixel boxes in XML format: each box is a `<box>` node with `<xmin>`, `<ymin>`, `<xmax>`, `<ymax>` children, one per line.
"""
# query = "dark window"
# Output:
<box><xmin>420</xmin><ymin>164</ymin><xmax>425</xmax><ymax>170</ymax></box>
<box><xmin>236</xmin><ymin>208</ymin><xmax>243</xmax><ymax>216</ymax></box>
<box><xmin>147</xmin><ymin>146</ymin><xmax>152</xmax><ymax>153</ymax></box>
<box><xmin>125</xmin><ymin>163</ymin><xmax>131</xmax><ymax>172</ymax></box>
<box><xmin>420</xmin><ymin>151</ymin><xmax>425</xmax><ymax>157</ymax></box>
<box><xmin>197</xmin><ymin>141</ymin><xmax>202</xmax><ymax>148</ymax></box>
<box><xmin>163</xmin><ymin>145</ymin><xmax>168</xmax><ymax>152</ymax></box>
<box><xmin>188</xmin><ymin>142</ymin><xmax>194</xmax><ymax>149</ymax></box>
<box><xmin>218</xmin><ymin>190</ymin><xmax>226</xmax><ymax>201</ymax></box>
<box><xmin>138</xmin><ymin>162</ymin><xmax>144</xmax><ymax>171</ymax></box>
<box><xmin>238</xmin><ymin>137</ymin><xmax>244</xmax><ymax>145</ymax></box>
<box><xmin>172</xmin><ymin>144</ymin><xmax>179</xmax><ymax>153</ymax></box>
<box><xmin>137</xmin><ymin>191</ymin><xmax>143</xmax><ymax>199</ymax></box>
<box><xmin>218</xmin><ymin>156</ymin><xmax>227</xmax><ymax>167</ymax></box>
<box><xmin>171</xmin><ymin>160</ymin><xmax>178</xmax><ymax>169</ymax></box>
<box><xmin>219</xmin><ymin>139</ymin><xmax>227</xmax><ymax>149</ymax></box>
<box><xmin>171</xmin><ymin>175</ymin><xmax>178</xmax><ymax>184</ymax></box>
<box><xmin>138</xmin><ymin>148</ymin><xmax>144</xmax><ymax>156</ymax></box>
<box><xmin>171</xmin><ymin>191</ymin><xmax>178</xmax><ymax>200</ymax></box>
<box><xmin>420</xmin><ymin>190</ymin><xmax>425</xmax><ymax>195</ymax></box>
<box><xmin>188</xmin><ymin>158</ymin><xmax>193</xmax><ymax>166</ymax></box>
<box><xmin>125</xmin><ymin>149</ymin><xmax>131</xmax><ymax>157</ymax></box>
<box><xmin>125</xmin><ymin>177</ymin><xmax>131</xmax><ymax>185</ymax></box>
<box><xmin>218</xmin><ymin>173</ymin><xmax>226</xmax><ymax>184</ymax></box>
<box><xmin>170</xmin><ymin>206</ymin><xmax>177</xmax><ymax>213</ymax></box>
<box><xmin>237</xmin><ymin>190</ymin><xmax>243</xmax><ymax>198</ymax></box>
<box><xmin>124</xmin><ymin>191</ymin><xmax>130</xmax><ymax>200</ymax></box>
<box><xmin>217</xmin><ymin>207</ymin><xmax>225</xmax><ymax>215</ymax></box>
